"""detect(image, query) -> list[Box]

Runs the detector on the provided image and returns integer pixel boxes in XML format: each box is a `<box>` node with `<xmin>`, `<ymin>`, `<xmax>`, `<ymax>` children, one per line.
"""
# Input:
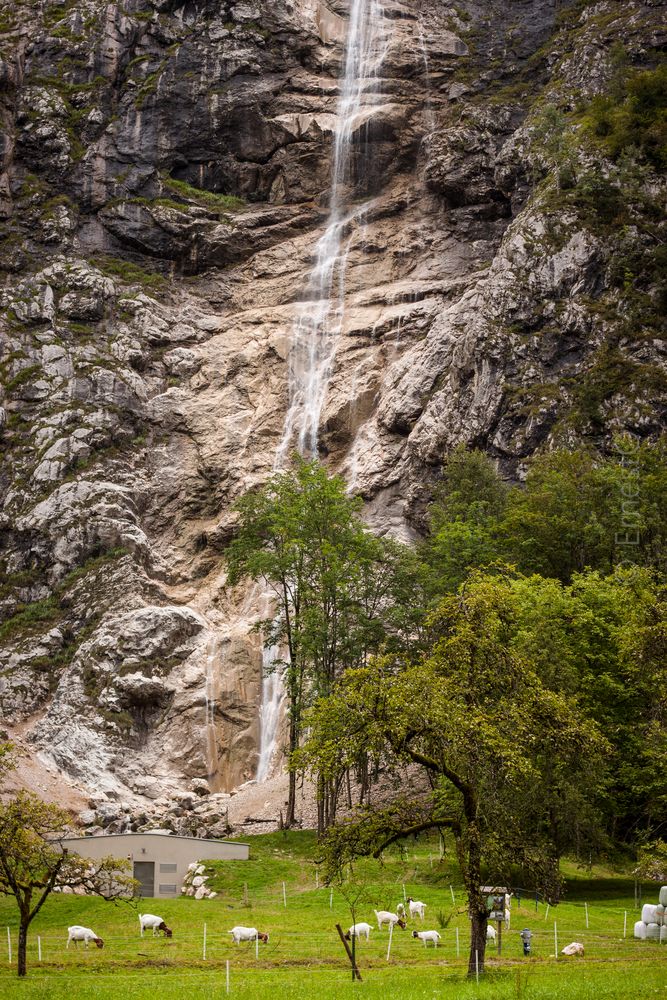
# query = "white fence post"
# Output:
<box><xmin>450</xmin><ymin>885</ymin><xmax>455</xmax><ymax>905</ymax></box>
<box><xmin>282</xmin><ymin>881</ymin><xmax>287</xmax><ymax>908</ymax></box>
<box><xmin>545</xmin><ymin>903</ymin><xmax>549</xmax><ymax>921</ymax></box>
<box><xmin>329</xmin><ymin>887</ymin><xmax>333</xmax><ymax>910</ymax></box>
<box><xmin>203</xmin><ymin>922</ymin><xmax>207</xmax><ymax>961</ymax></box>
<box><xmin>554</xmin><ymin>921</ymin><xmax>558</xmax><ymax>958</ymax></box>
<box><xmin>386</xmin><ymin>921</ymin><xmax>393</xmax><ymax>961</ymax></box>
<box><xmin>475</xmin><ymin>949</ymin><xmax>479</xmax><ymax>984</ymax></box>
<box><xmin>38</xmin><ymin>935</ymin><xmax>42</xmax><ymax>963</ymax></box>
<box><xmin>456</xmin><ymin>927</ymin><xmax>460</xmax><ymax>957</ymax></box>
<box><xmin>624</xmin><ymin>911</ymin><xmax>627</xmax><ymax>938</ymax></box>
<box><xmin>585</xmin><ymin>902</ymin><xmax>589</xmax><ymax>929</ymax></box>
<box><xmin>226</xmin><ymin>959</ymin><xmax>230</xmax><ymax>994</ymax></box>
<box><xmin>6</xmin><ymin>927</ymin><xmax>10</xmax><ymax>964</ymax></box>
<box><xmin>402</xmin><ymin>884</ymin><xmax>407</xmax><ymax>904</ymax></box>
<box><xmin>255</xmin><ymin>933</ymin><xmax>259</xmax><ymax>960</ymax></box>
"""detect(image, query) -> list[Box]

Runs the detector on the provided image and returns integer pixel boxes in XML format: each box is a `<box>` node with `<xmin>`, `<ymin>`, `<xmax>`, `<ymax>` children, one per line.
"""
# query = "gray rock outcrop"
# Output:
<box><xmin>0</xmin><ymin>0</ymin><xmax>664</xmax><ymax>811</ymax></box>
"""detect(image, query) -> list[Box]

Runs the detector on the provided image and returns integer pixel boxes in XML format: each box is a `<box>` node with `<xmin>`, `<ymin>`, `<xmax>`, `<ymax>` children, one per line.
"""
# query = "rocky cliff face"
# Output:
<box><xmin>0</xmin><ymin>0</ymin><xmax>665</xmax><ymax>823</ymax></box>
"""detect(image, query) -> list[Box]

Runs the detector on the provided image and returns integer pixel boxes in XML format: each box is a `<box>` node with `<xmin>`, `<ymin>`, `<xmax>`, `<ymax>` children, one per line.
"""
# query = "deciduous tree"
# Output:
<box><xmin>0</xmin><ymin>790</ymin><xmax>137</xmax><ymax>977</ymax></box>
<box><xmin>300</xmin><ymin>572</ymin><xmax>606</xmax><ymax>976</ymax></box>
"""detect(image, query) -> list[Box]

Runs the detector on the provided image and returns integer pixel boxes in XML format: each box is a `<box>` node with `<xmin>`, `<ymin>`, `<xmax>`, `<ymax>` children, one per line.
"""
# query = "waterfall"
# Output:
<box><xmin>256</xmin><ymin>641</ymin><xmax>283</xmax><ymax>782</ymax></box>
<box><xmin>256</xmin><ymin>0</ymin><xmax>387</xmax><ymax>781</ymax></box>
<box><xmin>275</xmin><ymin>0</ymin><xmax>387</xmax><ymax>465</ymax></box>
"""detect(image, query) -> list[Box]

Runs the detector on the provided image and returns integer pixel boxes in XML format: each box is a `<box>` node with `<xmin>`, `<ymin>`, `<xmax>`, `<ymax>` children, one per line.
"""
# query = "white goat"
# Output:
<box><xmin>344</xmin><ymin>922</ymin><xmax>372</xmax><ymax>941</ymax></box>
<box><xmin>487</xmin><ymin>925</ymin><xmax>496</xmax><ymax>941</ymax></box>
<box><xmin>228</xmin><ymin>926</ymin><xmax>269</xmax><ymax>944</ymax></box>
<box><xmin>66</xmin><ymin>926</ymin><xmax>104</xmax><ymax>949</ymax></box>
<box><xmin>407</xmin><ymin>897</ymin><xmax>426</xmax><ymax>921</ymax></box>
<box><xmin>374</xmin><ymin>910</ymin><xmax>406</xmax><ymax>931</ymax></box>
<box><xmin>396</xmin><ymin>902</ymin><xmax>406</xmax><ymax>919</ymax></box>
<box><xmin>139</xmin><ymin>913</ymin><xmax>173</xmax><ymax>937</ymax></box>
<box><xmin>412</xmin><ymin>929</ymin><xmax>441</xmax><ymax>947</ymax></box>
<box><xmin>504</xmin><ymin>892</ymin><xmax>513</xmax><ymax>929</ymax></box>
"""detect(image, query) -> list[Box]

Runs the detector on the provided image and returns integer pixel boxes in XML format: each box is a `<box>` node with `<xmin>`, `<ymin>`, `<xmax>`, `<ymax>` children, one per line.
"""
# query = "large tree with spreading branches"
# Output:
<box><xmin>299</xmin><ymin>572</ymin><xmax>607</xmax><ymax>975</ymax></box>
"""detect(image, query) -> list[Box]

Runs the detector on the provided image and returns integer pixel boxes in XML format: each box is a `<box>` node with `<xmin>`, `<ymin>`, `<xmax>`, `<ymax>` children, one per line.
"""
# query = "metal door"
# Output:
<box><xmin>133</xmin><ymin>861</ymin><xmax>155</xmax><ymax>897</ymax></box>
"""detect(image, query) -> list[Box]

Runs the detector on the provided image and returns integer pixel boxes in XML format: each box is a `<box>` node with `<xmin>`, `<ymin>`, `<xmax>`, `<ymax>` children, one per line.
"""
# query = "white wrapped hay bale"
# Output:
<box><xmin>634</xmin><ymin>921</ymin><xmax>647</xmax><ymax>939</ymax></box>
<box><xmin>641</xmin><ymin>904</ymin><xmax>659</xmax><ymax>924</ymax></box>
<box><xmin>660</xmin><ymin>887</ymin><xmax>667</xmax><ymax>907</ymax></box>
<box><xmin>645</xmin><ymin>922</ymin><xmax>661</xmax><ymax>941</ymax></box>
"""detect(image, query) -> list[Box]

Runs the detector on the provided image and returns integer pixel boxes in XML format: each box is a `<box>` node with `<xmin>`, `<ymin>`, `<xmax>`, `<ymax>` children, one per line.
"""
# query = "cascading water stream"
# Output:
<box><xmin>275</xmin><ymin>0</ymin><xmax>387</xmax><ymax>465</ymax></box>
<box><xmin>256</xmin><ymin>0</ymin><xmax>388</xmax><ymax>782</ymax></box>
<box><xmin>255</xmin><ymin>641</ymin><xmax>283</xmax><ymax>782</ymax></box>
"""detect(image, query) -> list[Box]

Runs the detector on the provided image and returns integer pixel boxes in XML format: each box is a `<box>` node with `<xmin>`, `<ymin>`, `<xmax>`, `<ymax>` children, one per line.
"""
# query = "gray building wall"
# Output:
<box><xmin>61</xmin><ymin>833</ymin><xmax>249</xmax><ymax>899</ymax></box>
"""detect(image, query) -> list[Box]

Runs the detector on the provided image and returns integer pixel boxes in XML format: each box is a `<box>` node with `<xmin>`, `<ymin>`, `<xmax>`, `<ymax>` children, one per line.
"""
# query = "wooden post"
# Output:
<box><xmin>386</xmin><ymin>921</ymin><xmax>393</xmax><ymax>962</ymax></box>
<box><xmin>243</xmin><ymin>882</ymin><xmax>248</xmax><ymax>906</ymax></box>
<box><xmin>335</xmin><ymin>924</ymin><xmax>362</xmax><ymax>981</ymax></box>
<box><xmin>497</xmin><ymin>919</ymin><xmax>502</xmax><ymax>956</ymax></box>
<box><xmin>330</xmin><ymin>887</ymin><xmax>333</xmax><ymax>909</ymax></box>
<box><xmin>456</xmin><ymin>927</ymin><xmax>460</xmax><ymax>957</ymax></box>
<box><xmin>316</xmin><ymin>871</ymin><xmax>319</xmax><ymax>889</ymax></box>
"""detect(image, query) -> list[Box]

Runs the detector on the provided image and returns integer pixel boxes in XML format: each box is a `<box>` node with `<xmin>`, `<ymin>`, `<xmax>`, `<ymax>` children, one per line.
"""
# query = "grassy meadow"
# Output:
<box><xmin>0</xmin><ymin>832</ymin><xmax>664</xmax><ymax>999</ymax></box>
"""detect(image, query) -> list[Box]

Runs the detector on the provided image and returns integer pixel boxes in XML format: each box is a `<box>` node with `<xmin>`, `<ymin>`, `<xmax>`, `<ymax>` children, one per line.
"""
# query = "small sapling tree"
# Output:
<box><xmin>0</xmin><ymin>789</ymin><xmax>137</xmax><ymax>977</ymax></box>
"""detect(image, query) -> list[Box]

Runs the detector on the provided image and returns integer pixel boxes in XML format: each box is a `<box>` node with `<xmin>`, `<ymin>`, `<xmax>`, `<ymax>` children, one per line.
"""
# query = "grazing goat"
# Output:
<box><xmin>139</xmin><ymin>913</ymin><xmax>173</xmax><ymax>938</ymax></box>
<box><xmin>67</xmin><ymin>926</ymin><xmax>104</xmax><ymax>949</ymax></box>
<box><xmin>344</xmin><ymin>922</ymin><xmax>372</xmax><ymax>941</ymax></box>
<box><xmin>407</xmin><ymin>897</ymin><xmax>426</xmax><ymax>921</ymax></box>
<box><xmin>374</xmin><ymin>910</ymin><xmax>406</xmax><ymax>931</ymax></box>
<box><xmin>228</xmin><ymin>926</ymin><xmax>269</xmax><ymax>944</ymax></box>
<box><xmin>396</xmin><ymin>902</ymin><xmax>406</xmax><ymax>919</ymax></box>
<box><xmin>561</xmin><ymin>941</ymin><xmax>585</xmax><ymax>957</ymax></box>
<box><xmin>487</xmin><ymin>925</ymin><xmax>496</xmax><ymax>941</ymax></box>
<box><xmin>412</xmin><ymin>929</ymin><xmax>441</xmax><ymax>947</ymax></box>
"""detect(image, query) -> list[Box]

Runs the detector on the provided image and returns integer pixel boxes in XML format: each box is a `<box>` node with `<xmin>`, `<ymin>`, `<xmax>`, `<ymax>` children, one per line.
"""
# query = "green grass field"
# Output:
<box><xmin>1</xmin><ymin>832</ymin><xmax>664</xmax><ymax>999</ymax></box>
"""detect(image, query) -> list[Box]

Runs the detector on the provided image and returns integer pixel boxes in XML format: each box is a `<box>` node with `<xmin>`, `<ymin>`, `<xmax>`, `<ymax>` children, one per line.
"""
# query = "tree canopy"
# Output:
<box><xmin>299</xmin><ymin>571</ymin><xmax>607</xmax><ymax>974</ymax></box>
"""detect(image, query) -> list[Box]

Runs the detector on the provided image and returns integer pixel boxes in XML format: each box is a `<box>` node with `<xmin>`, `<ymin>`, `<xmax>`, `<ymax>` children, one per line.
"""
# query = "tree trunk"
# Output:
<box><xmin>469</xmin><ymin>907</ymin><xmax>487</xmax><ymax>977</ymax></box>
<box><xmin>286</xmin><ymin>712</ymin><xmax>299</xmax><ymax>826</ymax></box>
<box><xmin>286</xmin><ymin>770</ymin><xmax>296</xmax><ymax>827</ymax></box>
<box><xmin>317</xmin><ymin>774</ymin><xmax>325</xmax><ymax>837</ymax></box>
<box><xmin>464</xmin><ymin>820</ymin><xmax>487</xmax><ymax>977</ymax></box>
<box><xmin>18</xmin><ymin>918</ymin><xmax>28</xmax><ymax>978</ymax></box>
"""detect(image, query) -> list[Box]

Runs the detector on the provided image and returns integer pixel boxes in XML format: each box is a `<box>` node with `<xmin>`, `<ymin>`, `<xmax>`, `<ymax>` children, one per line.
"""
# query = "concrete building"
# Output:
<box><xmin>61</xmin><ymin>832</ymin><xmax>250</xmax><ymax>899</ymax></box>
